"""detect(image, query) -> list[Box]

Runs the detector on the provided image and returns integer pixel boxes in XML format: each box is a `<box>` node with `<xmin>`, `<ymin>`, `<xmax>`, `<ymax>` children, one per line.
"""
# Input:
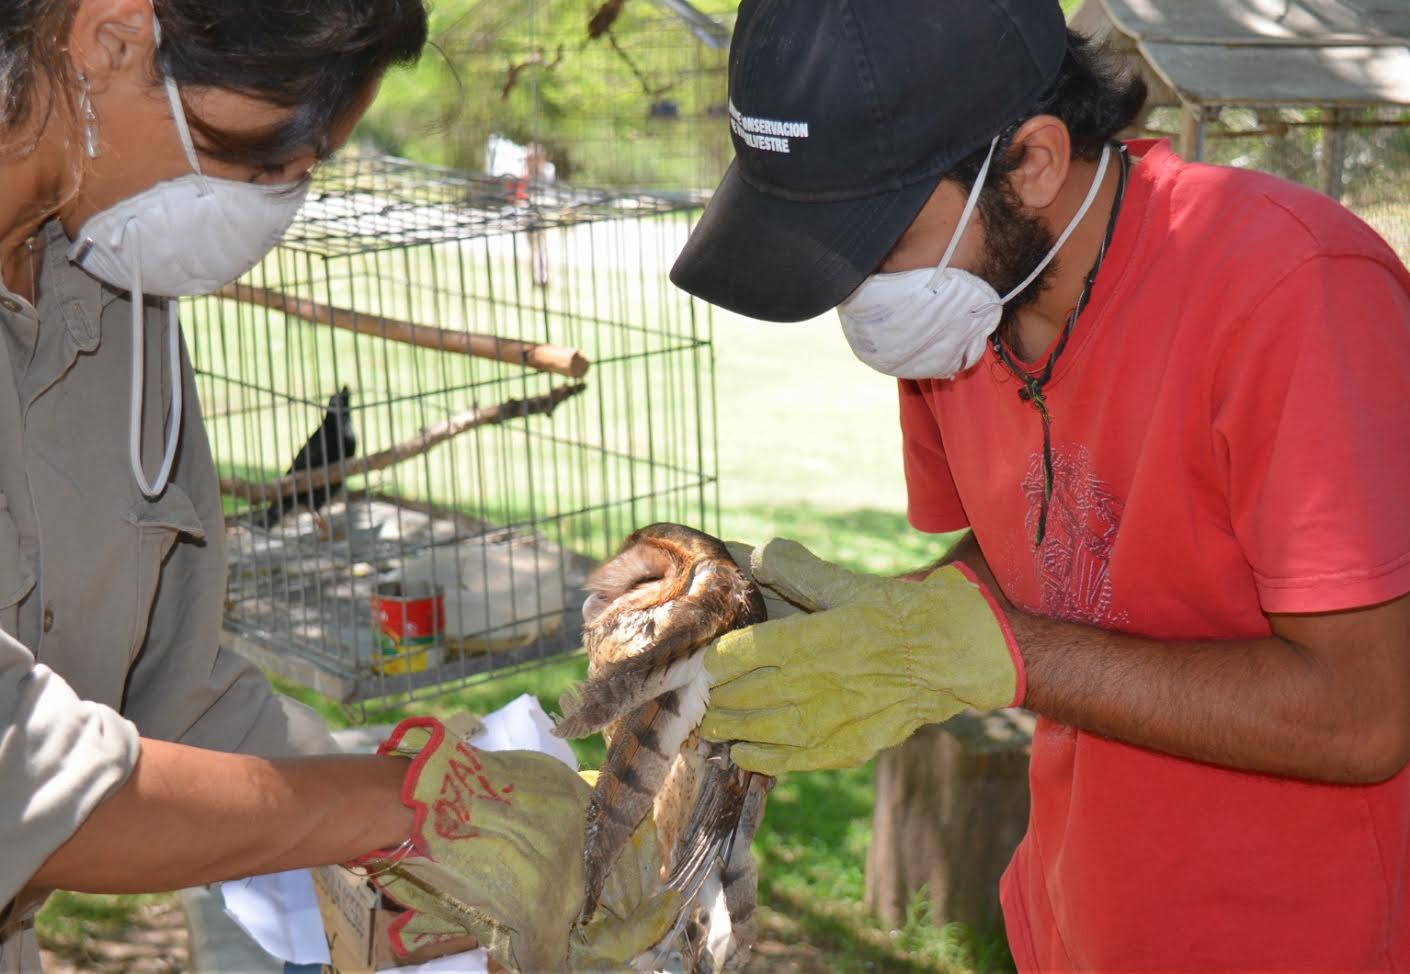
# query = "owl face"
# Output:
<box><xmin>565</xmin><ymin>523</ymin><xmax>766</xmax><ymax>731</ymax></box>
<box><xmin>585</xmin><ymin>537</ymin><xmax>672</xmax><ymax>618</ymax></box>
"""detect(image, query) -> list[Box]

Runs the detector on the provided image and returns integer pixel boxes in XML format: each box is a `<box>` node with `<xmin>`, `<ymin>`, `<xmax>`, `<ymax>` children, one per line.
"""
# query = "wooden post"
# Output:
<box><xmin>1180</xmin><ymin>102</ymin><xmax>1207</xmax><ymax>161</ymax></box>
<box><xmin>865</xmin><ymin>710</ymin><xmax>1034</xmax><ymax>939</ymax></box>
<box><xmin>1320</xmin><ymin>107</ymin><xmax>1348</xmax><ymax>200</ymax></box>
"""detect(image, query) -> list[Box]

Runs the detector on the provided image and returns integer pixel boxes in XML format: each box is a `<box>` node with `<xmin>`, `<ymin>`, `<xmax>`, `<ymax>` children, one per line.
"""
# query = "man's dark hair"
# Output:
<box><xmin>947</xmin><ymin>29</ymin><xmax>1149</xmax><ymax>191</ymax></box>
<box><xmin>938</xmin><ymin>29</ymin><xmax>1148</xmax><ymax>334</ymax></box>
<box><xmin>0</xmin><ymin>0</ymin><xmax>428</xmax><ymax>164</ymax></box>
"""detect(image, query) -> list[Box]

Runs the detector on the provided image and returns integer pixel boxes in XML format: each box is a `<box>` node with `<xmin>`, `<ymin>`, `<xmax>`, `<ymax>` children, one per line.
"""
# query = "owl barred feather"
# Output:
<box><xmin>554</xmin><ymin>523</ymin><xmax>770</xmax><ymax>972</ymax></box>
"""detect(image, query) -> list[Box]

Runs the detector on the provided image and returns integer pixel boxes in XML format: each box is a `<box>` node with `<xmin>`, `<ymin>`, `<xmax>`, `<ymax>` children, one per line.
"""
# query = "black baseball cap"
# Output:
<box><xmin>670</xmin><ymin>0</ymin><xmax>1067</xmax><ymax>322</ymax></box>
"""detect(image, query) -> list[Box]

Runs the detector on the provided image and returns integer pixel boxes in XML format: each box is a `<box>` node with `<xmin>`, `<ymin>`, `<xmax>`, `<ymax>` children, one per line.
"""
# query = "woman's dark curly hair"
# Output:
<box><xmin>947</xmin><ymin>28</ymin><xmax>1148</xmax><ymax>191</ymax></box>
<box><xmin>0</xmin><ymin>0</ymin><xmax>428</xmax><ymax>163</ymax></box>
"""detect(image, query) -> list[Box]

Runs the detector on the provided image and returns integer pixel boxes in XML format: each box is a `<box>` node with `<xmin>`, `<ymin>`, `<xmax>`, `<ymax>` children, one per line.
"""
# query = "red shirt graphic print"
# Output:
<box><xmin>1019</xmin><ymin>444</ymin><xmax>1123</xmax><ymax>627</ymax></box>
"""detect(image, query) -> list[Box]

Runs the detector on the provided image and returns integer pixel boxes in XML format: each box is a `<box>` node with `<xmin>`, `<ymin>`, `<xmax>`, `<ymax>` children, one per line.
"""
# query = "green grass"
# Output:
<box><xmin>35</xmin><ymin>891</ymin><xmax>178</xmax><ymax>968</ymax></box>
<box><xmin>752</xmin><ymin>766</ymin><xmax>1002</xmax><ymax>973</ymax></box>
<box><xmin>708</xmin><ymin>309</ymin><xmax>966</xmax><ymax>574</ymax></box>
<box><xmin>36</xmin><ymin>892</ymin><xmax>166</xmax><ymax>939</ymax></box>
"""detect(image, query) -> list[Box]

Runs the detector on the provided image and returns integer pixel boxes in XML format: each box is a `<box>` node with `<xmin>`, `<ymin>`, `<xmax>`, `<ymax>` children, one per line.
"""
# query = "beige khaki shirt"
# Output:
<box><xmin>0</xmin><ymin>223</ymin><xmax>334</xmax><ymax>971</ymax></box>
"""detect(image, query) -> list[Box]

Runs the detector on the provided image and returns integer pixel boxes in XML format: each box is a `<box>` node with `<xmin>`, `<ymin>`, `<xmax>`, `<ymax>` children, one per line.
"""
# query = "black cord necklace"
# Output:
<box><xmin>989</xmin><ymin>142</ymin><xmax>1130</xmax><ymax>547</ymax></box>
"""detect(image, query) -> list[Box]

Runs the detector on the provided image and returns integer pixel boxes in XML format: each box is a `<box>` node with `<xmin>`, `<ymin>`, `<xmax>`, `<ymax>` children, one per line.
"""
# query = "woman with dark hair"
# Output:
<box><xmin>0</xmin><ymin>4</ymin><xmax>665</xmax><ymax>971</ymax></box>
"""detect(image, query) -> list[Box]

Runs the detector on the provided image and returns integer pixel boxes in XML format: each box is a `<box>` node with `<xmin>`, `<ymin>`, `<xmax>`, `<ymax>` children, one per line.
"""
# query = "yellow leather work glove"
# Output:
<box><xmin>361</xmin><ymin>718</ymin><xmax>679</xmax><ymax>973</ymax></box>
<box><xmin>701</xmin><ymin>539</ymin><xmax>1024</xmax><ymax>775</ymax></box>
<box><xmin>724</xmin><ymin>540</ymin><xmax>803</xmax><ymax>622</ymax></box>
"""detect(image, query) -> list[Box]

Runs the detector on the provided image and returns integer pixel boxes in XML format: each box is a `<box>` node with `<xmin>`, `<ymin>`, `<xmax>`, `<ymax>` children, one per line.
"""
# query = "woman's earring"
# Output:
<box><xmin>76</xmin><ymin>72</ymin><xmax>101</xmax><ymax>158</ymax></box>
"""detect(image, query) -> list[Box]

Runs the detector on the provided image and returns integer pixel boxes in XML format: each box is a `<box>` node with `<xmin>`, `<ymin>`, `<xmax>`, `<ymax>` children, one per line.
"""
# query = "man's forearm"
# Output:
<box><xmin>1011</xmin><ymin>611</ymin><xmax>1407</xmax><ymax>783</ymax></box>
<box><xmin>947</xmin><ymin>533</ymin><xmax>1410</xmax><ymax>785</ymax></box>
<box><xmin>32</xmin><ymin>738</ymin><xmax>412</xmax><ymax>893</ymax></box>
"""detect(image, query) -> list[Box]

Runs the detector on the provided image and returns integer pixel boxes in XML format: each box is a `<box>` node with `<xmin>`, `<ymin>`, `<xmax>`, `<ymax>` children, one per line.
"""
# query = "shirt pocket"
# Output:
<box><xmin>122</xmin><ymin>485</ymin><xmax>206</xmax><ymax>661</ymax></box>
<box><xmin>0</xmin><ymin>492</ymin><xmax>36</xmax><ymax>625</ymax></box>
<box><xmin>124</xmin><ymin>484</ymin><xmax>207</xmax><ymax>550</ymax></box>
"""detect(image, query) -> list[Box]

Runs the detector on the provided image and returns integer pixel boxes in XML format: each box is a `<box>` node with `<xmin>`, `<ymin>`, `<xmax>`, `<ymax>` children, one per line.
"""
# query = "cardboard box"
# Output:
<box><xmin>311</xmin><ymin>863</ymin><xmax>502</xmax><ymax>973</ymax></box>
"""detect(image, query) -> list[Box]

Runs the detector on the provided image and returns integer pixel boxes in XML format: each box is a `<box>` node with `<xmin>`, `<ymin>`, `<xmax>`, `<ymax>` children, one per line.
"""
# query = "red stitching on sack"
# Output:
<box><xmin>379</xmin><ymin>716</ymin><xmax>445</xmax><ymax>858</ymax></box>
<box><xmin>432</xmin><ymin>741</ymin><xmax>514</xmax><ymax>840</ymax></box>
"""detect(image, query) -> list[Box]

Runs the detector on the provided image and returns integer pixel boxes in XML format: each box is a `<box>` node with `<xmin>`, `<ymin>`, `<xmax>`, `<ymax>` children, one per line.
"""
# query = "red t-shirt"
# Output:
<box><xmin>900</xmin><ymin>140</ymin><xmax>1410</xmax><ymax>971</ymax></box>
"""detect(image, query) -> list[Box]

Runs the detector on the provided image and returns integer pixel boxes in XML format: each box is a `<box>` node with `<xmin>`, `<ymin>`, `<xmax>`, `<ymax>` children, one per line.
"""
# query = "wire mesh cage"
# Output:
<box><xmin>186</xmin><ymin>153</ymin><xmax>717</xmax><ymax>703</ymax></box>
<box><xmin>1068</xmin><ymin>0</ymin><xmax>1410</xmax><ymax>265</ymax></box>
<box><xmin>1137</xmin><ymin>105</ymin><xmax>1410</xmax><ymax>263</ymax></box>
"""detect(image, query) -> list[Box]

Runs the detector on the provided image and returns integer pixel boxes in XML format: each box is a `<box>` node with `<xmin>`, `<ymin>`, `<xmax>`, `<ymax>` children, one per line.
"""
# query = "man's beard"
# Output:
<box><xmin>974</xmin><ymin>179</ymin><xmax>1057</xmax><ymax>341</ymax></box>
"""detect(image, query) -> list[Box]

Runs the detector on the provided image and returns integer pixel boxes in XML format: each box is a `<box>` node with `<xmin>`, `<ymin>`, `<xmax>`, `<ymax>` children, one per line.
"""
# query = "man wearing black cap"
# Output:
<box><xmin>680</xmin><ymin>1</ymin><xmax>1410</xmax><ymax>970</ymax></box>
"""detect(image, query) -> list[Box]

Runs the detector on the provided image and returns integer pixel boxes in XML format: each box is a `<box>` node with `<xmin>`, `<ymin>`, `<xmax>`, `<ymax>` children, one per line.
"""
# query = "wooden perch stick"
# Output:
<box><xmin>220</xmin><ymin>382</ymin><xmax>587</xmax><ymax>504</ymax></box>
<box><xmin>218</xmin><ymin>282</ymin><xmax>590</xmax><ymax>379</ymax></box>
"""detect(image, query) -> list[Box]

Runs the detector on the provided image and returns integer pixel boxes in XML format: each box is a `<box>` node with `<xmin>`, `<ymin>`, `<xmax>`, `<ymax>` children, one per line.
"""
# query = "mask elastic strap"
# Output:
<box><xmin>995</xmin><ymin>143</ymin><xmax>1112</xmax><ymax>305</ymax></box>
<box><xmin>926</xmin><ymin>136</ymin><xmax>1000</xmax><ymax>290</ymax></box>
<box><xmin>161</xmin><ymin>77</ymin><xmax>208</xmax><ymax>187</ymax></box>
<box><xmin>153</xmin><ymin>12</ymin><xmax>212</xmax><ymax>194</ymax></box>
<box><xmin>122</xmin><ymin>219</ymin><xmax>183</xmax><ymax>498</ymax></box>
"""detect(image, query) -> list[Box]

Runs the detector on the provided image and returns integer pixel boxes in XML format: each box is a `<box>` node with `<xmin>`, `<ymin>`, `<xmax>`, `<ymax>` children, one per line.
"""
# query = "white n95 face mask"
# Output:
<box><xmin>67</xmin><ymin>75</ymin><xmax>309</xmax><ymax>298</ymax></box>
<box><xmin>65</xmin><ymin>12</ymin><xmax>310</xmax><ymax>497</ymax></box>
<box><xmin>839</xmin><ymin>138</ymin><xmax>1112</xmax><ymax>380</ymax></box>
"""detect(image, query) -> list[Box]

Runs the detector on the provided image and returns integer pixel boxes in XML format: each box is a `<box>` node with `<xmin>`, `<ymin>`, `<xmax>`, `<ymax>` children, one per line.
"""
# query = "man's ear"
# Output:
<box><xmin>1003</xmin><ymin>115</ymin><xmax>1072</xmax><ymax>212</ymax></box>
<box><xmin>66</xmin><ymin>0</ymin><xmax>158</xmax><ymax>94</ymax></box>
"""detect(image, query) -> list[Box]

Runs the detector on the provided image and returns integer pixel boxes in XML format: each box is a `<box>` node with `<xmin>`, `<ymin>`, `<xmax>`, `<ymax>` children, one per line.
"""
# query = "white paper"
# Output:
<box><xmin>469</xmin><ymin>692</ymin><xmax>578</xmax><ymax>770</ymax></box>
<box><xmin>219</xmin><ymin>869</ymin><xmax>330</xmax><ymax>965</ymax></box>
<box><xmin>220</xmin><ymin>695</ymin><xmax>573</xmax><ymax>970</ymax></box>
<box><xmin>384</xmin><ymin>950</ymin><xmax>492</xmax><ymax>973</ymax></box>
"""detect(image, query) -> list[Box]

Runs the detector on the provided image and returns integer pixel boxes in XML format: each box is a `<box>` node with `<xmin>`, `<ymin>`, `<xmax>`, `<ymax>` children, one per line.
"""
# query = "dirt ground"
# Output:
<box><xmin>39</xmin><ymin>900</ymin><xmax>832</xmax><ymax>974</ymax></box>
<box><xmin>39</xmin><ymin>899</ymin><xmax>188</xmax><ymax>974</ymax></box>
<box><xmin>743</xmin><ymin>935</ymin><xmax>835</xmax><ymax>973</ymax></box>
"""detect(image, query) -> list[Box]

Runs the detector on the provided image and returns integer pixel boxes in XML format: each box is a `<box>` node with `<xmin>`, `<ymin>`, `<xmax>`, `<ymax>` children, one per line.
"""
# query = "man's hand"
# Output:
<box><xmin>724</xmin><ymin>539</ymin><xmax>804</xmax><ymax>621</ymax></box>
<box><xmin>365</xmin><ymin>718</ymin><xmax>678</xmax><ymax>973</ymax></box>
<box><xmin>701</xmin><ymin>539</ymin><xmax>1023</xmax><ymax>774</ymax></box>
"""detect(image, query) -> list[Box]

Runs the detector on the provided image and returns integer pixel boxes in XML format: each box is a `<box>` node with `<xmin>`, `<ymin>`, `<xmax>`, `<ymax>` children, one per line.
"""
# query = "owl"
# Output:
<box><xmin>554</xmin><ymin>523</ymin><xmax>771</xmax><ymax>973</ymax></box>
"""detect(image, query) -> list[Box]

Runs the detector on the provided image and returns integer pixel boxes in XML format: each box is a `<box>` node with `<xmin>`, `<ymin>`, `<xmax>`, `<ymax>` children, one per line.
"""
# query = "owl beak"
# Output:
<box><xmin>582</xmin><ymin>591</ymin><xmax>608</xmax><ymax>625</ymax></box>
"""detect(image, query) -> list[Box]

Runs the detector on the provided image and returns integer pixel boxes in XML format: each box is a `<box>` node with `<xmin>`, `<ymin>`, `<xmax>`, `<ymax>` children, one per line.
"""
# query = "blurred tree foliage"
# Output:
<box><xmin>357</xmin><ymin>0</ymin><xmax>738</xmax><ymax>188</ymax></box>
<box><xmin>355</xmin><ymin>1</ymin><xmax>1410</xmax><ymax>251</ymax></box>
